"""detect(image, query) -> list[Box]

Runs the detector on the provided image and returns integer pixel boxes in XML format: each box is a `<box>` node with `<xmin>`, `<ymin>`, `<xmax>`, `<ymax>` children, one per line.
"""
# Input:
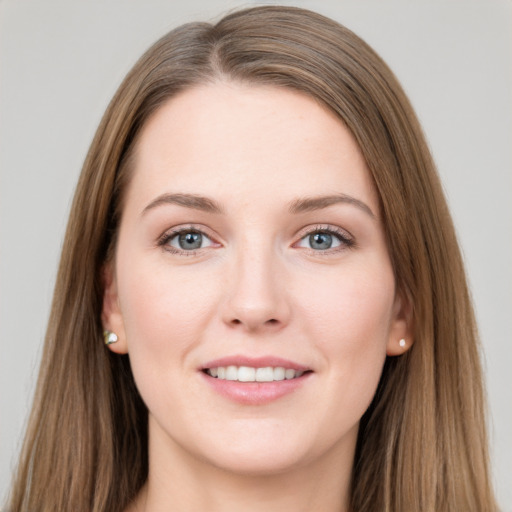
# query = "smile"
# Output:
<box><xmin>205</xmin><ymin>366</ymin><xmax>305</xmax><ymax>382</ymax></box>
<box><xmin>201</xmin><ymin>356</ymin><xmax>312</xmax><ymax>404</ymax></box>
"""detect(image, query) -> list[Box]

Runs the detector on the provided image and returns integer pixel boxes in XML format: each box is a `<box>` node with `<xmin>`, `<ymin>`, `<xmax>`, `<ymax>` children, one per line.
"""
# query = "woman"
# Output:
<box><xmin>6</xmin><ymin>6</ymin><xmax>498</xmax><ymax>511</ymax></box>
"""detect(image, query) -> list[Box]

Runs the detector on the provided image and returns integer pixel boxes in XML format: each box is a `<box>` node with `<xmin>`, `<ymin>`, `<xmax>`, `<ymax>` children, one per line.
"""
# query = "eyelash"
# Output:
<box><xmin>295</xmin><ymin>225</ymin><xmax>355</xmax><ymax>254</ymax></box>
<box><xmin>157</xmin><ymin>225</ymin><xmax>216</xmax><ymax>256</ymax></box>
<box><xmin>157</xmin><ymin>224</ymin><xmax>355</xmax><ymax>256</ymax></box>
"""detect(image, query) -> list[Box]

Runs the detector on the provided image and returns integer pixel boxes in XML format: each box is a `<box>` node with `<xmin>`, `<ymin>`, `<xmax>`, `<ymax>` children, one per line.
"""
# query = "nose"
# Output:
<box><xmin>221</xmin><ymin>246</ymin><xmax>291</xmax><ymax>333</ymax></box>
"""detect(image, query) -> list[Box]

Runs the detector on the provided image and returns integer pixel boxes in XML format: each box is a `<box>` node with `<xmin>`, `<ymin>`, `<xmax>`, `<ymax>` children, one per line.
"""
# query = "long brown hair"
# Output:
<box><xmin>7</xmin><ymin>6</ymin><xmax>497</xmax><ymax>511</ymax></box>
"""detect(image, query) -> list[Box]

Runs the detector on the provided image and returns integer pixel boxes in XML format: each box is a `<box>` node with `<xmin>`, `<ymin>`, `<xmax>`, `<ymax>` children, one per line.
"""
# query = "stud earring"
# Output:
<box><xmin>103</xmin><ymin>330</ymin><xmax>118</xmax><ymax>345</ymax></box>
<box><xmin>399</xmin><ymin>338</ymin><xmax>406</xmax><ymax>348</ymax></box>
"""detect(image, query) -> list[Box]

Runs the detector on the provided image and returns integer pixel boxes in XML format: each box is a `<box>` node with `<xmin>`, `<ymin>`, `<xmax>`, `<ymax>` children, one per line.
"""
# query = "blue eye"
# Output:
<box><xmin>167</xmin><ymin>230</ymin><xmax>213</xmax><ymax>251</ymax></box>
<box><xmin>296</xmin><ymin>228</ymin><xmax>352</xmax><ymax>251</ymax></box>
<box><xmin>308</xmin><ymin>232</ymin><xmax>336</xmax><ymax>250</ymax></box>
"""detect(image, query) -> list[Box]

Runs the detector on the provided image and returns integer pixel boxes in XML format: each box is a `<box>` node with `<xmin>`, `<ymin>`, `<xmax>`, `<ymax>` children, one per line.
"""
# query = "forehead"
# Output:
<box><xmin>126</xmin><ymin>82</ymin><xmax>378</xmax><ymax>212</ymax></box>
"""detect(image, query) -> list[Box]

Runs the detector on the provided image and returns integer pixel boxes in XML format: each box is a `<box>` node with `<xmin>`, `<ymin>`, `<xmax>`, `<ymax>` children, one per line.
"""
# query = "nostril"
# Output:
<box><xmin>229</xmin><ymin>317</ymin><xmax>279</xmax><ymax>328</ymax></box>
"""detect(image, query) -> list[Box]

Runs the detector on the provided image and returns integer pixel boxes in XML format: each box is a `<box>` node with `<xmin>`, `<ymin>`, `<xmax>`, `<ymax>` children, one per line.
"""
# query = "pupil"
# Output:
<box><xmin>179</xmin><ymin>232</ymin><xmax>202</xmax><ymax>250</ymax></box>
<box><xmin>310</xmin><ymin>232</ymin><xmax>332</xmax><ymax>250</ymax></box>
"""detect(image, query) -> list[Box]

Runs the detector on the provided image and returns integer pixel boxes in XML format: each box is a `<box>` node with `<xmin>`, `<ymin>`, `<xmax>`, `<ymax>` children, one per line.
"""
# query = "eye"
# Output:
<box><xmin>298</xmin><ymin>231</ymin><xmax>341</xmax><ymax>251</ymax></box>
<box><xmin>295</xmin><ymin>227</ymin><xmax>353</xmax><ymax>252</ymax></box>
<box><xmin>160</xmin><ymin>228</ymin><xmax>216</xmax><ymax>253</ymax></box>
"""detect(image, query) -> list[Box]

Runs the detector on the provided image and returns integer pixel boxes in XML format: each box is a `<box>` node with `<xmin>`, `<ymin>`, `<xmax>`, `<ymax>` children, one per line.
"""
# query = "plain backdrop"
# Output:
<box><xmin>1</xmin><ymin>0</ymin><xmax>511</xmax><ymax>508</ymax></box>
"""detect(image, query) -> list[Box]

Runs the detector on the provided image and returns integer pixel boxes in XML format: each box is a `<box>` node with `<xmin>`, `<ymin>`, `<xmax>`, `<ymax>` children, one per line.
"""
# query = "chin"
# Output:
<box><xmin>206</xmin><ymin>446</ymin><xmax>310</xmax><ymax>477</ymax></box>
<box><xmin>186</xmin><ymin>421</ymin><xmax>350</xmax><ymax>478</ymax></box>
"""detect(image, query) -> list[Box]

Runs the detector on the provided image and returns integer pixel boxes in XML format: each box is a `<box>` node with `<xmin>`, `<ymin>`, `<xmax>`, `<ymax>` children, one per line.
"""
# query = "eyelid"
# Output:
<box><xmin>293</xmin><ymin>224</ymin><xmax>355</xmax><ymax>252</ymax></box>
<box><xmin>157</xmin><ymin>224</ymin><xmax>222</xmax><ymax>255</ymax></box>
<box><xmin>155</xmin><ymin>223</ymin><xmax>354</xmax><ymax>256</ymax></box>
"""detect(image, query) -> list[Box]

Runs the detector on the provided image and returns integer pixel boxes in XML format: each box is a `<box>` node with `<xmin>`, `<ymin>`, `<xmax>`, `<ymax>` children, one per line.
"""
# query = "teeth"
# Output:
<box><xmin>285</xmin><ymin>368</ymin><xmax>295</xmax><ymax>380</ymax></box>
<box><xmin>226</xmin><ymin>365</ymin><xmax>238</xmax><ymax>380</ymax></box>
<box><xmin>256</xmin><ymin>367</ymin><xmax>274</xmax><ymax>382</ymax></box>
<box><xmin>273</xmin><ymin>367</ymin><xmax>285</xmax><ymax>381</ymax></box>
<box><xmin>206</xmin><ymin>366</ymin><xmax>306</xmax><ymax>382</ymax></box>
<box><xmin>238</xmin><ymin>366</ymin><xmax>256</xmax><ymax>382</ymax></box>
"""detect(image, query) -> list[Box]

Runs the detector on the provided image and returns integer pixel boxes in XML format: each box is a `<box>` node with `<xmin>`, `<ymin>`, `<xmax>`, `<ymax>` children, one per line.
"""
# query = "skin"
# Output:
<box><xmin>103</xmin><ymin>82</ymin><xmax>412</xmax><ymax>511</ymax></box>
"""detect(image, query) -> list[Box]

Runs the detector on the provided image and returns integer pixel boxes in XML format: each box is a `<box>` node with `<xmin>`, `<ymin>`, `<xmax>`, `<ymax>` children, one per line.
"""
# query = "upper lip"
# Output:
<box><xmin>201</xmin><ymin>355</ymin><xmax>311</xmax><ymax>372</ymax></box>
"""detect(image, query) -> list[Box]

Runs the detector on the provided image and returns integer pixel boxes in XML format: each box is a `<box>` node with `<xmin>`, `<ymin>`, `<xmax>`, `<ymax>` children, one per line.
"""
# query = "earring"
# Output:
<box><xmin>103</xmin><ymin>330</ymin><xmax>118</xmax><ymax>345</ymax></box>
<box><xmin>399</xmin><ymin>338</ymin><xmax>406</xmax><ymax>348</ymax></box>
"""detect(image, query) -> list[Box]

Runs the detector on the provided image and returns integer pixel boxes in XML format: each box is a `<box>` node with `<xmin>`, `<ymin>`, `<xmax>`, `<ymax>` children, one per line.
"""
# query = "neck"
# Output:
<box><xmin>127</xmin><ymin>418</ymin><xmax>355</xmax><ymax>512</ymax></box>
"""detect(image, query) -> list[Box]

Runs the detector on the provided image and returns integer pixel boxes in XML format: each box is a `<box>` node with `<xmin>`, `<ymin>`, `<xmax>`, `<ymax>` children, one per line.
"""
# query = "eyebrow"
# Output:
<box><xmin>142</xmin><ymin>192</ymin><xmax>375</xmax><ymax>219</ymax></box>
<box><xmin>288</xmin><ymin>194</ymin><xmax>376</xmax><ymax>219</ymax></box>
<box><xmin>142</xmin><ymin>193</ymin><xmax>224</xmax><ymax>215</ymax></box>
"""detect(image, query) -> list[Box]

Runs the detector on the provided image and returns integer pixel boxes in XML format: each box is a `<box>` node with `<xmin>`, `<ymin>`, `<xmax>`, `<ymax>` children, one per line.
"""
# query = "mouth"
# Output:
<box><xmin>203</xmin><ymin>366</ymin><xmax>307</xmax><ymax>382</ymax></box>
<box><xmin>200</xmin><ymin>356</ymin><xmax>312</xmax><ymax>405</ymax></box>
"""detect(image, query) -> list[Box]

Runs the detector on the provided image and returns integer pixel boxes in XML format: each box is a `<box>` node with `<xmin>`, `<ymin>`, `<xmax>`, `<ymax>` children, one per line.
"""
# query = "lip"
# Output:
<box><xmin>200</xmin><ymin>355</ymin><xmax>312</xmax><ymax>405</ymax></box>
<box><xmin>201</xmin><ymin>355</ymin><xmax>310</xmax><ymax>372</ymax></box>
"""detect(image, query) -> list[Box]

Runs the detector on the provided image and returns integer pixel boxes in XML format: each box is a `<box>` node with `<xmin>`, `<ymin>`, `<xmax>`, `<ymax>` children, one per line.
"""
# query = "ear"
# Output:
<box><xmin>386</xmin><ymin>289</ymin><xmax>414</xmax><ymax>356</ymax></box>
<box><xmin>101</xmin><ymin>263</ymin><xmax>128</xmax><ymax>354</ymax></box>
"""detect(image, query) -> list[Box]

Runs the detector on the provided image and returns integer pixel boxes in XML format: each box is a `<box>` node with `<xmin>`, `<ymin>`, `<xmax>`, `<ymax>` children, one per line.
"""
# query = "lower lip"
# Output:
<box><xmin>200</xmin><ymin>372</ymin><xmax>311</xmax><ymax>405</ymax></box>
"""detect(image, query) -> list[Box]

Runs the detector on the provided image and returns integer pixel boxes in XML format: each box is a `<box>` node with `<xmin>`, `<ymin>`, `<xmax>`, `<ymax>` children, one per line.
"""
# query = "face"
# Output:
<box><xmin>103</xmin><ymin>83</ymin><xmax>410</xmax><ymax>476</ymax></box>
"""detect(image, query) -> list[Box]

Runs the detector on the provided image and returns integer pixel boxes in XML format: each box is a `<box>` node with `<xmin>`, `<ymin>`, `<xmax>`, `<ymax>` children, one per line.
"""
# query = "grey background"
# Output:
<box><xmin>1</xmin><ymin>0</ymin><xmax>511</xmax><ymax>508</ymax></box>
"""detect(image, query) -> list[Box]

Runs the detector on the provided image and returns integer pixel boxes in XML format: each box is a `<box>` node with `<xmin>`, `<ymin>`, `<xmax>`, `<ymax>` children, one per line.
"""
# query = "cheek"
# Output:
<box><xmin>297</xmin><ymin>262</ymin><xmax>395</xmax><ymax>402</ymax></box>
<box><xmin>116</xmin><ymin>255</ymin><xmax>220</xmax><ymax>363</ymax></box>
<box><xmin>300</xmin><ymin>261</ymin><xmax>395</xmax><ymax>342</ymax></box>
<box><xmin>114</xmin><ymin>258</ymin><xmax>224</xmax><ymax>423</ymax></box>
